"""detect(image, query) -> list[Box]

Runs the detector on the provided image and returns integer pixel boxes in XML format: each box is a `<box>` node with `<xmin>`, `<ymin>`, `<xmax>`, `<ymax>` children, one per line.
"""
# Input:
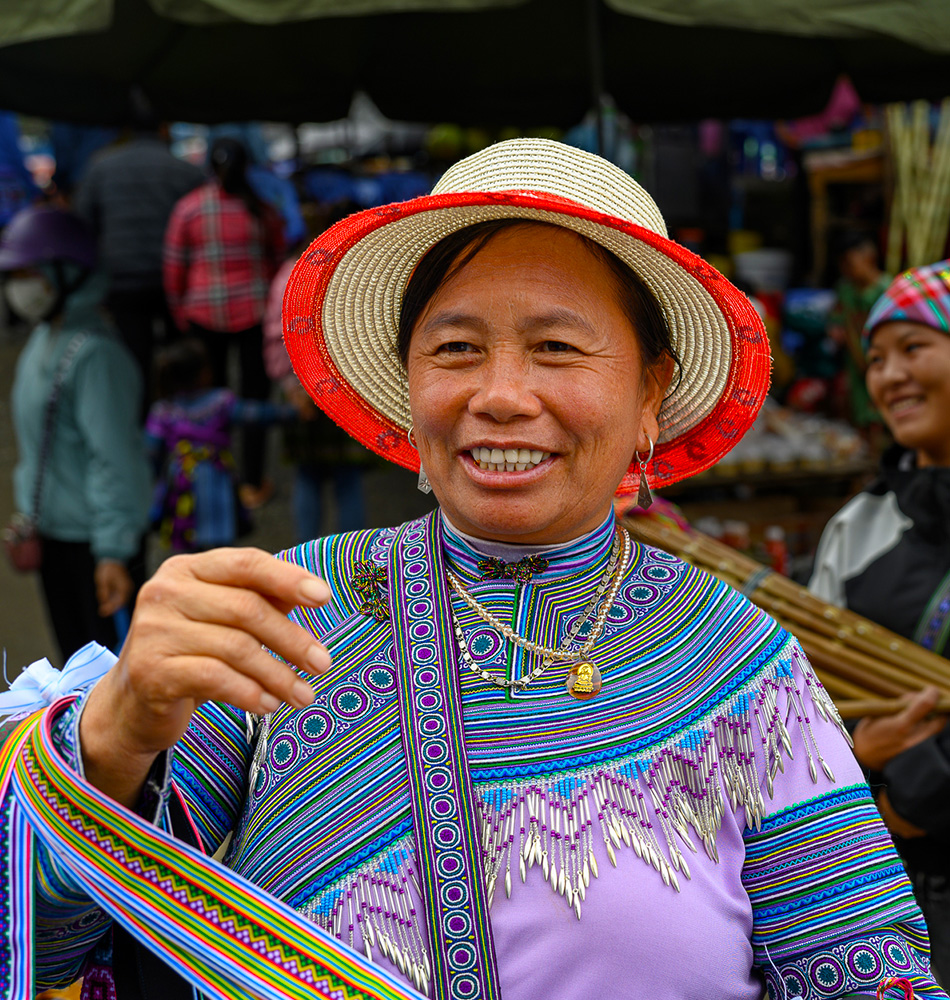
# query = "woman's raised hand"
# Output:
<box><xmin>79</xmin><ymin>548</ymin><xmax>332</xmax><ymax>806</ymax></box>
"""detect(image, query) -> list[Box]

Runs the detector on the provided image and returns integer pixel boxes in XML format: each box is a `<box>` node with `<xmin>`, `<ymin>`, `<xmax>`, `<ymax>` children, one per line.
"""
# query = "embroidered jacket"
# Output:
<box><xmin>36</xmin><ymin>513</ymin><xmax>945</xmax><ymax>999</ymax></box>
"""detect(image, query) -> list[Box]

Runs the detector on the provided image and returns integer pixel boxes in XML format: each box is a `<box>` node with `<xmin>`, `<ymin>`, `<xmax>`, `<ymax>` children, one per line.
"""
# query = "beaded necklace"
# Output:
<box><xmin>446</xmin><ymin>526</ymin><xmax>631</xmax><ymax>700</ymax></box>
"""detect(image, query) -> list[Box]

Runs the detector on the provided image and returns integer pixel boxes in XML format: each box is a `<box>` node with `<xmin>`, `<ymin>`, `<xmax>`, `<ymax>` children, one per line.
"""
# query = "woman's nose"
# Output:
<box><xmin>468</xmin><ymin>353</ymin><xmax>543</xmax><ymax>422</ymax></box>
<box><xmin>876</xmin><ymin>352</ymin><xmax>909</xmax><ymax>385</ymax></box>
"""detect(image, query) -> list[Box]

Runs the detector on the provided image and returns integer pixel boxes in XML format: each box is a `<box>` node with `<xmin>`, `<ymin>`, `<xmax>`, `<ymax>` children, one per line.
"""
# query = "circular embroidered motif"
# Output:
<box><xmin>846</xmin><ymin>945</ymin><xmax>882</xmax><ymax>981</ymax></box>
<box><xmin>360</xmin><ymin>663</ymin><xmax>396</xmax><ymax>695</ymax></box>
<box><xmin>808</xmin><ymin>956</ymin><xmax>845</xmax><ymax>994</ymax></box>
<box><xmin>295</xmin><ymin>707</ymin><xmax>335</xmax><ymax>745</ymax></box>
<box><xmin>467</xmin><ymin>627</ymin><xmax>503</xmax><ymax>662</ymax></box>
<box><xmin>270</xmin><ymin>736</ymin><xmax>300</xmax><ymax>771</ymax></box>
<box><xmin>330</xmin><ymin>686</ymin><xmax>371</xmax><ymax>720</ymax></box>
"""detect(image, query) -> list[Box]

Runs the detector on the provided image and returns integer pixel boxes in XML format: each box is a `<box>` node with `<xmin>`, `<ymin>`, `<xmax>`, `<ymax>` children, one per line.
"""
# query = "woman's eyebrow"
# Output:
<box><xmin>417</xmin><ymin>310</ymin><xmax>489</xmax><ymax>334</ymax></box>
<box><xmin>419</xmin><ymin>306</ymin><xmax>595</xmax><ymax>335</ymax></box>
<box><xmin>522</xmin><ymin>307</ymin><xmax>595</xmax><ymax>333</ymax></box>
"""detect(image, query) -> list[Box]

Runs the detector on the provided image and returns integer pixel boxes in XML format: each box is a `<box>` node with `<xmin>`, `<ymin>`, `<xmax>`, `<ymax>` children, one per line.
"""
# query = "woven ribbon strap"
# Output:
<box><xmin>0</xmin><ymin>707</ymin><xmax>424</xmax><ymax>1000</ymax></box>
<box><xmin>388</xmin><ymin>516</ymin><xmax>502</xmax><ymax>1000</ymax></box>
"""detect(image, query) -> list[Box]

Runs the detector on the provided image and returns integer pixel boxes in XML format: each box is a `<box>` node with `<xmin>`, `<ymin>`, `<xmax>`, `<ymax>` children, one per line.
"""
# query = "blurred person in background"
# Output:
<box><xmin>146</xmin><ymin>338</ymin><xmax>294</xmax><ymax>553</ymax></box>
<box><xmin>811</xmin><ymin>258</ymin><xmax>950</xmax><ymax>984</ymax></box>
<box><xmin>262</xmin><ymin>210</ymin><xmax>373</xmax><ymax>543</ymax></box>
<box><xmin>163</xmin><ymin>136</ymin><xmax>285</xmax><ymax>509</ymax></box>
<box><xmin>1</xmin><ymin>206</ymin><xmax>150</xmax><ymax>662</ymax></box>
<box><xmin>827</xmin><ymin>230</ymin><xmax>891</xmax><ymax>450</ymax></box>
<box><xmin>74</xmin><ymin>91</ymin><xmax>203</xmax><ymax>404</ymax></box>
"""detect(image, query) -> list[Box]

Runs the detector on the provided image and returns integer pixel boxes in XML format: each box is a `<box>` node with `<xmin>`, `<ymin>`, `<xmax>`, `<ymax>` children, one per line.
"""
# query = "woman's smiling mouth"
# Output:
<box><xmin>469</xmin><ymin>447</ymin><xmax>552</xmax><ymax>471</ymax></box>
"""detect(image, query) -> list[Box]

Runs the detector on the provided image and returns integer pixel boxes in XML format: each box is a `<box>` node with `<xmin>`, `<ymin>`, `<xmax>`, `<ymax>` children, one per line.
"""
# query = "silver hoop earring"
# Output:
<box><xmin>634</xmin><ymin>436</ymin><xmax>655</xmax><ymax>510</ymax></box>
<box><xmin>407</xmin><ymin>425</ymin><xmax>432</xmax><ymax>494</ymax></box>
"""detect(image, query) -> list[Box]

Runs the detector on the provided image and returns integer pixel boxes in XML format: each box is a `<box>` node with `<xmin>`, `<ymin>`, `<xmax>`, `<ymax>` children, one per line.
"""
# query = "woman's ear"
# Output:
<box><xmin>637</xmin><ymin>355</ymin><xmax>673</xmax><ymax>451</ymax></box>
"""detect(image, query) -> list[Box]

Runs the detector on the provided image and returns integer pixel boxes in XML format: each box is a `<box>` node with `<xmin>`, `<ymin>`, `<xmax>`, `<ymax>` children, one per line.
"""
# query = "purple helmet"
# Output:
<box><xmin>0</xmin><ymin>205</ymin><xmax>97</xmax><ymax>271</ymax></box>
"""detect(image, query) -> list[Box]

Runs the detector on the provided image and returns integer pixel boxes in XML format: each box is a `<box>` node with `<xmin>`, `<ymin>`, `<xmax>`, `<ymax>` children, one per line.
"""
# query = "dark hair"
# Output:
<box><xmin>156</xmin><ymin>338</ymin><xmax>211</xmax><ymax>399</ymax></box>
<box><xmin>209</xmin><ymin>137</ymin><xmax>266</xmax><ymax>220</ymax></box>
<box><xmin>834</xmin><ymin>229</ymin><xmax>877</xmax><ymax>260</ymax></box>
<box><xmin>396</xmin><ymin>219</ymin><xmax>680</xmax><ymax>394</ymax></box>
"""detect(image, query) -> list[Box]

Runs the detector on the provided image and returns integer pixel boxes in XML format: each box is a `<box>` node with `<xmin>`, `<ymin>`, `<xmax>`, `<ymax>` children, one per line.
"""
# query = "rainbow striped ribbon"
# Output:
<box><xmin>0</xmin><ymin>704</ymin><xmax>424</xmax><ymax>1000</ymax></box>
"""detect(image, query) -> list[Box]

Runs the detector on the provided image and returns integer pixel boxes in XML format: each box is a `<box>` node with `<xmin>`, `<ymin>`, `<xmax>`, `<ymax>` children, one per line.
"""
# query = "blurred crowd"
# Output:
<box><xmin>1</xmin><ymin>110</ymin><xmax>376</xmax><ymax>666</ymax></box>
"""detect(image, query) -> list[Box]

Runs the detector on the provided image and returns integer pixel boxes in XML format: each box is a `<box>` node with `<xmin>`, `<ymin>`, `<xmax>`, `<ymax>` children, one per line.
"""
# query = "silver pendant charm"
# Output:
<box><xmin>636</xmin><ymin>469</ymin><xmax>653</xmax><ymax>509</ymax></box>
<box><xmin>417</xmin><ymin>463</ymin><xmax>432</xmax><ymax>495</ymax></box>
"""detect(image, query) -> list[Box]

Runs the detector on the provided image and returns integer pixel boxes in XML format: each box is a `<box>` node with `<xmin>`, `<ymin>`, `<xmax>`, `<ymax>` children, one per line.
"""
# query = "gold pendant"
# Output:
<box><xmin>565</xmin><ymin>660</ymin><xmax>602</xmax><ymax>701</ymax></box>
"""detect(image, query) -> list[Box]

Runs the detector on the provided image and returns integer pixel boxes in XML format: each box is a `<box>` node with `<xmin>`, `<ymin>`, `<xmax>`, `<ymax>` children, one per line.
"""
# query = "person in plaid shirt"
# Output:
<box><xmin>163</xmin><ymin>137</ymin><xmax>285</xmax><ymax>505</ymax></box>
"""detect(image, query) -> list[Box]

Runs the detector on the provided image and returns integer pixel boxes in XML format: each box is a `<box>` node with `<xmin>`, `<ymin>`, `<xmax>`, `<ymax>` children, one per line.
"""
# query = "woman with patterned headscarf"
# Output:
<box><xmin>811</xmin><ymin>258</ymin><xmax>950</xmax><ymax>984</ymax></box>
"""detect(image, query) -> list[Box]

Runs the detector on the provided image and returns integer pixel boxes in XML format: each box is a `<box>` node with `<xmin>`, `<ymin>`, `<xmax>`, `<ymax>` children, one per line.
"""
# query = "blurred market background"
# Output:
<box><xmin>2</xmin><ymin>0</ymin><xmax>950</xmax><ymax>674</ymax></box>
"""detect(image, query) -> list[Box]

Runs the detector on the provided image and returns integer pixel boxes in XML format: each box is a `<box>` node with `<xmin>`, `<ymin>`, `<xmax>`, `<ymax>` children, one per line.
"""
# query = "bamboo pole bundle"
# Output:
<box><xmin>922</xmin><ymin>99</ymin><xmax>950</xmax><ymax>264</ymax></box>
<box><xmin>886</xmin><ymin>97</ymin><xmax>950</xmax><ymax>272</ymax></box>
<box><xmin>622</xmin><ymin>515</ymin><xmax>950</xmax><ymax>719</ymax></box>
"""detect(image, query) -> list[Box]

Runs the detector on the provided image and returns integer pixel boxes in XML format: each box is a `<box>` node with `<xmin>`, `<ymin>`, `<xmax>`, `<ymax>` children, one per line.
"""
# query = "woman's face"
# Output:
<box><xmin>406</xmin><ymin>224</ymin><xmax>667</xmax><ymax>544</ymax></box>
<box><xmin>866</xmin><ymin>320</ymin><xmax>950</xmax><ymax>467</ymax></box>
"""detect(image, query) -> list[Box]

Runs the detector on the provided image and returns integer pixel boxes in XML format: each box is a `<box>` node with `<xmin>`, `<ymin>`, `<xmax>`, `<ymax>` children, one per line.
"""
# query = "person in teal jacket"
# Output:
<box><xmin>3</xmin><ymin>206</ymin><xmax>150</xmax><ymax>661</ymax></box>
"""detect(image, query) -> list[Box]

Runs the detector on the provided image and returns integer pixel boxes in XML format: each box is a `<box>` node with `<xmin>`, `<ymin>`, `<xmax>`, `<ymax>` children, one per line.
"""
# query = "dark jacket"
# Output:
<box><xmin>811</xmin><ymin>447</ymin><xmax>950</xmax><ymax>872</ymax></box>
<box><xmin>75</xmin><ymin>136</ymin><xmax>203</xmax><ymax>292</ymax></box>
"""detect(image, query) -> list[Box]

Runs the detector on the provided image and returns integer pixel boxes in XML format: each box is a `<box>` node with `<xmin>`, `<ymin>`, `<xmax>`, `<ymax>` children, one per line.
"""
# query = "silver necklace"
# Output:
<box><xmin>446</xmin><ymin>527</ymin><xmax>631</xmax><ymax>700</ymax></box>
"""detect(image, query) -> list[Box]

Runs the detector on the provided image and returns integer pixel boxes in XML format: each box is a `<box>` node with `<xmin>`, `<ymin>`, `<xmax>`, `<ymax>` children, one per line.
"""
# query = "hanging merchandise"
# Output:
<box><xmin>886</xmin><ymin>98</ymin><xmax>950</xmax><ymax>272</ymax></box>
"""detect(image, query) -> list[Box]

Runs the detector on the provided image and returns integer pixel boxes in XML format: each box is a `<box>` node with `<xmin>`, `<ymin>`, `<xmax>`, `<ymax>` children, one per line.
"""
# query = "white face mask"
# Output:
<box><xmin>5</xmin><ymin>274</ymin><xmax>57</xmax><ymax>325</ymax></box>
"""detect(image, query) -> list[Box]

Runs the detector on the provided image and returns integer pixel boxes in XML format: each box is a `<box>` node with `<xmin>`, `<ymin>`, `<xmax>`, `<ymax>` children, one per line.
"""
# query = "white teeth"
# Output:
<box><xmin>890</xmin><ymin>398</ymin><xmax>923</xmax><ymax>413</ymax></box>
<box><xmin>470</xmin><ymin>448</ymin><xmax>551</xmax><ymax>471</ymax></box>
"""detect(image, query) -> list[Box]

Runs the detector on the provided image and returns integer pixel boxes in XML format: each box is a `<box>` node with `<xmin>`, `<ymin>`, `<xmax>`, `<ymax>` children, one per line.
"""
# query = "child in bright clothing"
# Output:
<box><xmin>145</xmin><ymin>339</ymin><xmax>293</xmax><ymax>552</ymax></box>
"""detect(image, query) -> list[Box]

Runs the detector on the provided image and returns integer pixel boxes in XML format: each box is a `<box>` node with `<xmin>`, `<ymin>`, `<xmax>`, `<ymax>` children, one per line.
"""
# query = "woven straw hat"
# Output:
<box><xmin>284</xmin><ymin>138</ymin><xmax>770</xmax><ymax>495</ymax></box>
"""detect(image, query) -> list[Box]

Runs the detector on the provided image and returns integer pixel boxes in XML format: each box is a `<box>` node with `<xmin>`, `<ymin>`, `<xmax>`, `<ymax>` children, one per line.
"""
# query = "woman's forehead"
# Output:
<box><xmin>869</xmin><ymin>319</ymin><xmax>948</xmax><ymax>347</ymax></box>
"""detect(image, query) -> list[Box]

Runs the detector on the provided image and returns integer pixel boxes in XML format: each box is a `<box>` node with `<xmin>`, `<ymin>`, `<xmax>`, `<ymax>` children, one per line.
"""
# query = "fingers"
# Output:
<box><xmin>173</xmin><ymin>578</ymin><xmax>331</xmax><ymax>677</ymax></box>
<box><xmin>177</xmin><ymin>548</ymin><xmax>331</xmax><ymax>608</ymax></box>
<box><xmin>899</xmin><ymin>686</ymin><xmax>942</xmax><ymax>725</ymax></box>
<box><xmin>96</xmin><ymin>562</ymin><xmax>133</xmax><ymax>617</ymax></box>
<box><xmin>138</xmin><ymin>566</ymin><xmax>331</xmax><ymax>677</ymax></box>
<box><xmin>126</xmin><ymin>624</ymin><xmax>317</xmax><ymax>713</ymax></box>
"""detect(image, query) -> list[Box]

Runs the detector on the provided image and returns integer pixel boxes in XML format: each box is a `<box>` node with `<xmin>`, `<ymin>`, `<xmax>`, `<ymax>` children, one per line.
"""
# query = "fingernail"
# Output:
<box><xmin>291</xmin><ymin>679</ymin><xmax>315</xmax><ymax>707</ymax></box>
<box><xmin>299</xmin><ymin>578</ymin><xmax>331</xmax><ymax>605</ymax></box>
<box><xmin>259</xmin><ymin>693</ymin><xmax>280</xmax><ymax>713</ymax></box>
<box><xmin>307</xmin><ymin>644</ymin><xmax>331</xmax><ymax>674</ymax></box>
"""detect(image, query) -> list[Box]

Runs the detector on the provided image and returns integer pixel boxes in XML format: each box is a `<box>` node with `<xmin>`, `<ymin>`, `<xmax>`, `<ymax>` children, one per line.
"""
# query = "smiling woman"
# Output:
<box><xmin>10</xmin><ymin>141</ymin><xmax>947</xmax><ymax>1000</ymax></box>
<box><xmin>404</xmin><ymin>223</ymin><xmax>670</xmax><ymax>544</ymax></box>
<box><xmin>811</xmin><ymin>258</ymin><xmax>950</xmax><ymax>985</ymax></box>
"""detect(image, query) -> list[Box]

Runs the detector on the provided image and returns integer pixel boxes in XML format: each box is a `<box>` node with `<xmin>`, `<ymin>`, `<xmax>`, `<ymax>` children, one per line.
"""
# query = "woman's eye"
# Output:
<box><xmin>437</xmin><ymin>341</ymin><xmax>474</xmax><ymax>353</ymax></box>
<box><xmin>540</xmin><ymin>340</ymin><xmax>575</xmax><ymax>353</ymax></box>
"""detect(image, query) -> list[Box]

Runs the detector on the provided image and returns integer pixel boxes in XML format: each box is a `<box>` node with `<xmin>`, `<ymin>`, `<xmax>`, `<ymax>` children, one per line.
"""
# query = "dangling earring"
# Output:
<box><xmin>635</xmin><ymin>436</ymin><xmax>655</xmax><ymax>510</ymax></box>
<box><xmin>407</xmin><ymin>425</ymin><xmax>432</xmax><ymax>495</ymax></box>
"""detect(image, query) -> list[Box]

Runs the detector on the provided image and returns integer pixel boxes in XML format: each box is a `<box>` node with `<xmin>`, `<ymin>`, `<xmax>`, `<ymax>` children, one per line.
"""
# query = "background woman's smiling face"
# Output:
<box><xmin>406</xmin><ymin>224</ymin><xmax>667</xmax><ymax>544</ymax></box>
<box><xmin>866</xmin><ymin>320</ymin><xmax>950</xmax><ymax>467</ymax></box>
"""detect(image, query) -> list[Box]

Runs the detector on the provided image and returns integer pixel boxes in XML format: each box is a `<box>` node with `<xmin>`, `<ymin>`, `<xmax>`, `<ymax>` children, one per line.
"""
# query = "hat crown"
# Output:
<box><xmin>431</xmin><ymin>138</ymin><xmax>668</xmax><ymax>240</ymax></box>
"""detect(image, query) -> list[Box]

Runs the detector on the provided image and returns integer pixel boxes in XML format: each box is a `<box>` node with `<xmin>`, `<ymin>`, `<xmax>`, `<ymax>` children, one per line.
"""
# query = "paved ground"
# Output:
<box><xmin>0</xmin><ymin>322</ymin><xmax>436</xmax><ymax>680</ymax></box>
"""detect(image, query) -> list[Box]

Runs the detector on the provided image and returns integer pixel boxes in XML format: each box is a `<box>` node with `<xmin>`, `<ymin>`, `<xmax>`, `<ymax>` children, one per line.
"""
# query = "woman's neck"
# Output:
<box><xmin>440</xmin><ymin>512</ymin><xmax>611</xmax><ymax>559</ymax></box>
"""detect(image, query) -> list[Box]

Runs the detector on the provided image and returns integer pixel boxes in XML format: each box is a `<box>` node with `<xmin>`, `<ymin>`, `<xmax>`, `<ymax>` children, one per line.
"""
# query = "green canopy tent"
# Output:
<box><xmin>0</xmin><ymin>0</ymin><xmax>948</xmax><ymax>126</ymax></box>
